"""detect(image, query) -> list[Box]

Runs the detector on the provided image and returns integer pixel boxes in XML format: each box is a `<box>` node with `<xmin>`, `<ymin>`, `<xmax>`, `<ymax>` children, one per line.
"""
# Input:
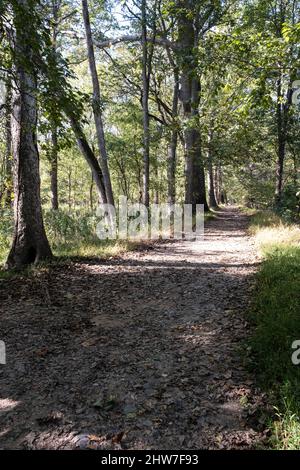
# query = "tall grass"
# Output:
<box><xmin>0</xmin><ymin>208</ymin><xmax>136</xmax><ymax>267</ymax></box>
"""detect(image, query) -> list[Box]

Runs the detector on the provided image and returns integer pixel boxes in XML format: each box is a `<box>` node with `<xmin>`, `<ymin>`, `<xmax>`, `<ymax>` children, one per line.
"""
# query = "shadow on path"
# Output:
<box><xmin>0</xmin><ymin>207</ymin><xmax>265</xmax><ymax>449</ymax></box>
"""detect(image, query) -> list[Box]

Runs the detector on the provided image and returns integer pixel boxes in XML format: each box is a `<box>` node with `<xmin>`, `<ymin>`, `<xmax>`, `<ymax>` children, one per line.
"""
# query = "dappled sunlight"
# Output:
<box><xmin>0</xmin><ymin>398</ymin><xmax>20</xmax><ymax>445</ymax></box>
<box><xmin>255</xmin><ymin>224</ymin><xmax>300</xmax><ymax>249</ymax></box>
<box><xmin>0</xmin><ymin>398</ymin><xmax>20</xmax><ymax>413</ymax></box>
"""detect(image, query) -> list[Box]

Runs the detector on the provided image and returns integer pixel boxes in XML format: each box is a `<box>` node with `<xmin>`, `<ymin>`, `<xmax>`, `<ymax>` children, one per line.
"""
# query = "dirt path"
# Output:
<box><xmin>0</xmin><ymin>207</ymin><xmax>266</xmax><ymax>449</ymax></box>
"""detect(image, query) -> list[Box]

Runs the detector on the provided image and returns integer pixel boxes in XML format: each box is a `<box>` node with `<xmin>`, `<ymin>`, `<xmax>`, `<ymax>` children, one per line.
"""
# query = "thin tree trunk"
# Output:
<box><xmin>68</xmin><ymin>114</ymin><xmax>107</xmax><ymax>204</ymax></box>
<box><xmin>50</xmin><ymin>125</ymin><xmax>59</xmax><ymax>210</ymax></box>
<box><xmin>209</xmin><ymin>169</ymin><xmax>217</xmax><ymax>206</ymax></box>
<box><xmin>81</xmin><ymin>0</ymin><xmax>114</xmax><ymax>206</ymax></box>
<box><xmin>275</xmin><ymin>78</ymin><xmax>285</xmax><ymax>206</ymax></box>
<box><xmin>49</xmin><ymin>1</ymin><xmax>59</xmax><ymax>211</ymax></box>
<box><xmin>160</xmin><ymin>10</ymin><xmax>179</xmax><ymax>206</ymax></box>
<box><xmin>4</xmin><ymin>80</ymin><xmax>12</xmax><ymax>206</ymax></box>
<box><xmin>208</xmin><ymin>163</ymin><xmax>217</xmax><ymax>208</ymax></box>
<box><xmin>68</xmin><ymin>169</ymin><xmax>72</xmax><ymax>212</ymax></box>
<box><xmin>7</xmin><ymin>0</ymin><xmax>52</xmax><ymax>268</ymax></box>
<box><xmin>207</xmin><ymin>129</ymin><xmax>217</xmax><ymax>208</ymax></box>
<box><xmin>214</xmin><ymin>166</ymin><xmax>220</xmax><ymax>204</ymax></box>
<box><xmin>217</xmin><ymin>165</ymin><xmax>226</xmax><ymax>204</ymax></box>
<box><xmin>154</xmin><ymin>162</ymin><xmax>159</xmax><ymax>204</ymax></box>
<box><xmin>167</xmin><ymin>74</ymin><xmax>179</xmax><ymax>205</ymax></box>
<box><xmin>90</xmin><ymin>175</ymin><xmax>94</xmax><ymax>211</ymax></box>
<box><xmin>141</xmin><ymin>0</ymin><xmax>151</xmax><ymax>207</ymax></box>
<box><xmin>274</xmin><ymin>72</ymin><xmax>293</xmax><ymax>207</ymax></box>
<box><xmin>292</xmin><ymin>153</ymin><xmax>298</xmax><ymax>188</ymax></box>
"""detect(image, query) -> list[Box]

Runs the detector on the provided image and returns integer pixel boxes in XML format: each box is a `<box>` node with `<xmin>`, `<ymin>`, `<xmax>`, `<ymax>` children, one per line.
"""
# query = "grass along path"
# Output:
<box><xmin>247</xmin><ymin>211</ymin><xmax>300</xmax><ymax>449</ymax></box>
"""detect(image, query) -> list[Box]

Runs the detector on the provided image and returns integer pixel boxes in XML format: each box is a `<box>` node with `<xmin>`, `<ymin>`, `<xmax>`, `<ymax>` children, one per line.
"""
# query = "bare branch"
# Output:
<box><xmin>94</xmin><ymin>34</ymin><xmax>174</xmax><ymax>50</ymax></box>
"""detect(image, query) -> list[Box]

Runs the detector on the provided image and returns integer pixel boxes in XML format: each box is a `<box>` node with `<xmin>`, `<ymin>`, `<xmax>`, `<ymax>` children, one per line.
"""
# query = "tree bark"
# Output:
<box><xmin>7</xmin><ymin>0</ymin><xmax>52</xmax><ymax>268</ymax></box>
<box><xmin>275</xmin><ymin>77</ymin><xmax>285</xmax><ymax>206</ymax></box>
<box><xmin>4</xmin><ymin>80</ymin><xmax>12</xmax><ymax>206</ymax></box>
<box><xmin>82</xmin><ymin>0</ymin><xmax>114</xmax><ymax>206</ymax></box>
<box><xmin>141</xmin><ymin>0</ymin><xmax>151</xmax><ymax>207</ymax></box>
<box><xmin>208</xmin><ymin>164</ymin><xmax>217</xmax><ymax>208</ymax></box>
<box><xmin>49</xmin><ymin>1</ymin><xmax>60</xmax><ymax>211</ymax></box>
<box><xmin>167</xmin><ymin>75</ymin><xmax>179</xmax><ymax>205</ymax></box>
<box><xmin>207</xmin><ymin>129</ymin><xmax>217</xmax><ymax>208</ymax></box>
<box><xmin>177</xmin><ymin>1</ymin><xmax>208</xmax><ymax>210</ymax></box>
<box><xmin>68</xmin><ymin>114</ymin><xmax>107</xmax><ymax>204</ymax></box>
<box><xmin>90</xmin><ymin>175</ymin><xmax>94</xmax><ymax>211</ymax></box>
<box><xmin>214</xmin><ymin>165</ymin><xmax>220</xmax><ymax>205</ymax></box>
<box><xmin>50</xmin><ymin>125</ymin><xmax>59</xmax><ymax>210</ymax></box>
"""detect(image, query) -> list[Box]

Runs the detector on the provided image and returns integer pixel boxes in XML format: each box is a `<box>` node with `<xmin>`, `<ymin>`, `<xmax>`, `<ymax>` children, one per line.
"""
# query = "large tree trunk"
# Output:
<box><xmin>82</xmin><ymin>0</ymin><xmax>114</xmax><ymax>206</ymax></box>
<box><xmin>177</xmin><ymin>1</ymin><xmax>208</xmax><ymax>210</ymax></box>
<box><xmin>7</xmin><ymin>1</ymin><xmax>52</xmax><ymax>268</ymax></box>
<box><xmin>50</xmin><ymin>125</ymin><xmax>59</xmax><ymax>210</ymax></box>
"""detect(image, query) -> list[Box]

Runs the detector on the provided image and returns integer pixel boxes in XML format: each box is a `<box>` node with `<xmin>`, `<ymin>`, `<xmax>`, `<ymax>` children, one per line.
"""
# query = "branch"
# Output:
<box><xmin>94</xmin><ymin>34</ymin><xmax>174</xmax><ymax>50</ymax></box>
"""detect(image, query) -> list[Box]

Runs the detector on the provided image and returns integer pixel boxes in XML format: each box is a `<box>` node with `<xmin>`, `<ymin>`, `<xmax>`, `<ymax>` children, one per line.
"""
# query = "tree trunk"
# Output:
<box><xmin>275</xmin><ymin>138</ymin><xmax>285</xmax><ymax>205</ymax></box>
<box><xmin>177</xmin><ymin>1</ymin><xmax>208</xmax><ymax>210</ymax></box>
<box><xmin>292</xmin><ymin>153</ymin><xmax>298</xmax><ymax>188</ymax></box>
<box><xmin>4</xmin><ymin>80</ymin><xmax>12</xmax><ymax>206</ymax></box>
<box><xmin>275</xmin><ymin>78</ymin><xmax>285</xmax><ymax>206</ymax></box>
<box><xmin>167</xmin><ymin>74</ymin><xmax>179</xmax><ymax>205</ymax></box>
<box><xmin>214</xmin><ymin>166</ymin><xmax>220</xmax><ymax>204</ymax></box>
<box><xmin>7</xmin><ymin>1</ymin><xmax>52</xmax><ymax>268</ymax></box>
<box><xmin>50</xmin><ymin>125</ymin><xmax>59</xmax><ymax>210</ymax></box>
<box><xmin>68</xmin><ymin>114</ymin><xmax>107</xmax><ymax>204</ymax></box>
<box><xmin>208</xmin><ymin>165</ymin><xmax>217</xmax><ymax>208</ymax></box>
<box><xmin>216</xmin><ymin>165</ymin><xmax>226</xmax><ymax>205</ymax></box>
<box><xmin>68</xmin><ymin>169</ymin><xmax>72</xmax><ymax>212</ymax></box>
<box><xmin>207</xmin><ymin>130</ymin><xmax>217</xmax><ymax>208</ymax></box>
<box><xmin>82</xmin><ymin>0</ymin><xmax>114</xmax><ymax>206</ymax></box>
<box><xmin>90</xmin><ymin>175</ymin><xmax>94</xmax><ymax>211</ymax></box>
<box><xmin>275</xmin><ymin>75</ymin><xmax>293</xmax><ymax>207</ymax></box>
<box><xmin>141</xmin><ymin>0</ymin><xmax>151</xmax><ymax>207</ymax></box>
<box><xmin>49</xmin><ymin>1</ymin><xmax>59</xmax><ymax>211</ymax></box>
<box><xmin>154</xmin><ymin>162</ymin><xmax>159</xmax><ymax>204</ymax></box>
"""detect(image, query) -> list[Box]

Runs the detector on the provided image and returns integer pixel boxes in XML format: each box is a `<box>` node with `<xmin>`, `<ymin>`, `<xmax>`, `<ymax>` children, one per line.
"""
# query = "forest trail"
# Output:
<box><xmin>0</xmin><ymin>207</ymin><xmax>266</xmax><ymax>450</ymax></box>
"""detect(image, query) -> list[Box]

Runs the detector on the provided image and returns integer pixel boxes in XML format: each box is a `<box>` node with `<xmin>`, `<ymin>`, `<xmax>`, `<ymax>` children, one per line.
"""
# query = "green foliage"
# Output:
<box><xmin>248</xmin><ymin>212</ymin><xmax>300</xmax><ymax>449</ymax></box>
<box><xmin>0</xmin><ymin>209</ymin><xmax>13</xmax><ymax>264</ymax></box>
<box><xmin>44</xmin><ymin>209</ymin><xmax>98</xmax><ymax>247</ymax></box>
<box><xmin>0</xmin><ymin>208</ymin><xmax>136</xmax><ymax>266</ymax></box>
<box><xmin>276</xmin><ymin>184</ymin><xmax>300</xmax><ymax>222</ymax></box>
